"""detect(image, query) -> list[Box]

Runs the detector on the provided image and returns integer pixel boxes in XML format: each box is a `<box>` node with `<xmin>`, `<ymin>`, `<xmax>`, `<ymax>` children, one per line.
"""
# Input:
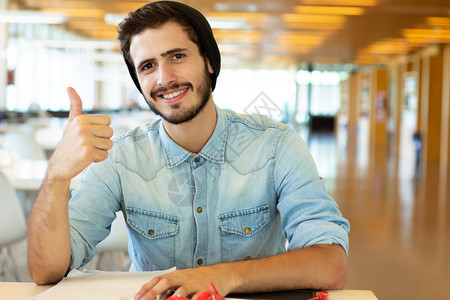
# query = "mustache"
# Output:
<box><xmin>151</xmin><ymin>82</ymin><xmax>193</xmax><ymax>99</ymax></box>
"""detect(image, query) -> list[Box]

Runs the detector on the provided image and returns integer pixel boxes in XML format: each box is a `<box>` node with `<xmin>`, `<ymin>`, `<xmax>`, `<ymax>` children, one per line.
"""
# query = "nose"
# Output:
<box><xmin>157</xmin><ymin>62</ymin><xmax>177</xmax><ymax>87</ymax></box>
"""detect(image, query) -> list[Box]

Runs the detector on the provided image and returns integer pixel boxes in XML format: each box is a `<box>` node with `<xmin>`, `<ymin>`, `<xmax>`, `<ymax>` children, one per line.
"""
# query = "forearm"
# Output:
<box><xmin>27</xmin><ymin>87</ymin><xmax>113</xmax><ymax>285</ymax></box>
<box><xmin>136</xmin><ymin>244</ymin><xmax>347</xmax><ymax>300</ymax></box>
<box><xmin>27</xmin><ymin>176</ymin><xmax>72</xmax><ymax>285</ymax></box>
<box><xmin>224</xmin><ymin>244</ymin><xmax>347</xmax><ymax>294</ymax></box>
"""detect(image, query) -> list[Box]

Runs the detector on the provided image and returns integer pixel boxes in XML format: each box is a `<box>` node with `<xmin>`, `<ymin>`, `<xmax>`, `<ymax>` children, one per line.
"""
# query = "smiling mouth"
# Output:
<box><xmin>161</xmin><ymin>88</ymin><xmax>188</xmax><ymax>99</ymax></box>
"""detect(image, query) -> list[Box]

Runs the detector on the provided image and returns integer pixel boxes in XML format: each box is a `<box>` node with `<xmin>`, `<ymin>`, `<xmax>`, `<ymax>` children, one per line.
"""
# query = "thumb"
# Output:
<box><xmin>67</xmin><ymin>87</ymin><xmax>83</xmax><ymax>121</ymax></box>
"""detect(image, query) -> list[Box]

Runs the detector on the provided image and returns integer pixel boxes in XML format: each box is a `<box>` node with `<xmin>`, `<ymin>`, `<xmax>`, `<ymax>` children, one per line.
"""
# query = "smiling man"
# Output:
<box><xmin>27</xmin><ymin>1</ymin><xmax>350</xmax><ymax>300</ymax></box>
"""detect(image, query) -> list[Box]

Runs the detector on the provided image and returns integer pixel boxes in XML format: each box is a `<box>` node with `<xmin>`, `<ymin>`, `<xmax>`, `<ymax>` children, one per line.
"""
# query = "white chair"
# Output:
<box><xmin>94</xmin><ymin>211</ymin><xmax>130</xmax><ymax>271</ymax></box>
<box><xmin>1</xmin><ymin>130</ymin><xmax>46</xmax><ymax>160</ymax></box>
<box><xmin>0</xmin><ymin>171</ymin><xmax>27</xmax><ymax>281</ymax></box>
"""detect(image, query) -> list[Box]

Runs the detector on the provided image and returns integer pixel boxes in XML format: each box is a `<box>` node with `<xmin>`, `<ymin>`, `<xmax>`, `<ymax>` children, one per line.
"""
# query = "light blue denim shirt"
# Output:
<box><xmin>68</xmin><ymin>106</ymin><xmax>350</xmax><ymax>271</ymax></box>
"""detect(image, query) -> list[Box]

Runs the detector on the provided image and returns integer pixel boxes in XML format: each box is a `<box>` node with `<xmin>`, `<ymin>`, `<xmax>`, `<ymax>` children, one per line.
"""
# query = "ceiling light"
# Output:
<box><xmin>42</xmin><ymin>8</ymin><xmax>104</xmax><ymax>18</ymax></box>
<box><xmin>286</xmin><ymin>22</ymin><xmax>345</xmax><ymax>30</ymax></box>
<box><xmin>105</xmin><ymin>13</ymin><xmax>126</xmax><ymax>26</ymax></box>
<box><xmin>0</xmin><ymin>11</ymin><xmax>67</xmax><ymax>24</ymax></box>
<box><xmin>208</xmin><ymin>19</ymin><xmax>248</xmax><ymax>30</ymax></box>
<box><xmin>301</xmin><ymin>0</ymin><xmax>378</xmax><ymax>6</ymax></box>
<box><xmin>207</xmin><ymin>12</ymin><xmax>268</xmax><ymax>21</ymax></box>
<box><xmin>283</xmin><ymin>14</ymin><xmax>347</xmax><ymax>23</ymax></box>
<box><xmin>32</xmin><ymin>39</ymin><xmax>118</xmax><ymax>50</ymax></box>
<box><xmin>294</xmin><ymin>5</ymin><xmax>365</xmax><ymax>15</ymax></box>
<box><xmin>213</xmin><ymin>30</ymin><xmax>262</xmax><ymax>41</ymax></box>
<box><xmin>426</xmin><ymin>17</ymin><xmax>450</xmax><ymax>26</ymax></box>
<box><xmin>214</xmin><ymin>3</ymin><xmax>259</xmax><ymax>13</ymax></box>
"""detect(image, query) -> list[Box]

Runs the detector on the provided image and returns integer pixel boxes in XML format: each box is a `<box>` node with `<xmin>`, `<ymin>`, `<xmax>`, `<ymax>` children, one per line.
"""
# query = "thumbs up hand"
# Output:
<box><xmin>67</xmin><ymin>87</ymin><xmax>83</xmax><ymax>122</ymax></box>
<box><xmin>47</xmin><ymin>87</ymin><xmax>114</xmax><ymax>182</ymax></box>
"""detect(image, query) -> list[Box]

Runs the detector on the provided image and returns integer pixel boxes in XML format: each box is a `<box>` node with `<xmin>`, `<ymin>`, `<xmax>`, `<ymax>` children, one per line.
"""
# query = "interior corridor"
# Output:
<box><xmin>308</xmin><ymin>127</ymin><xmax>450</xmax><ymax>300</ymax></box>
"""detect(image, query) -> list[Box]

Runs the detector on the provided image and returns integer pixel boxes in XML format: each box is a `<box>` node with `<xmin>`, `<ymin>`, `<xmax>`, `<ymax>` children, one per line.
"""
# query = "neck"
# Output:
<box><xmin>162</xmin><ymin>99</ymin><xmax>217</xmax><ymax>154</ymax></box>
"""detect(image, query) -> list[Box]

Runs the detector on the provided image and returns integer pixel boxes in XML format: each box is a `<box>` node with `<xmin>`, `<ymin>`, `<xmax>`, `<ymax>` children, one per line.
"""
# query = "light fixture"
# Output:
<box><xmin>105</xmin><ymin>14</ymin><xmax>126</xmax><ymax>26</ymax></box>
<box><xmin>283</xmin><ymin>14</ymin><xmax>347</xmax><ymax>23</ymax></box>
<box><xmin>300</xmin><ymin>0</ymin><xmax>378</xmax><ymax>6</ymax></box>
<box><xmin>214</xmin><ymin>3</ymin><xmax>259</xmax><ymax>13</ymax></box>
<box><xmin>0</xmin><ymin>11</ymin><xmax>67</xmax><ymax>24</ymax></box>
<box><xmin>213</xmin><ymin>30</ymin><xmax>262</xmax><ymax>43</ymax></box>
<box><xmin>294</xmin><ymin>5</ymin><xmax>365</xmax><ymax>15</ymax></box>
<box><xmin>208</xmin><ymin>18</ymin><xmax>248</xmax><ymax>30</ymax></box>
<box><xmin>32</xmin><ymin>39</ymin><xmax>118</xmax><ymax>50</ymax></box>
<box><xmin>426</xmin><ymin>17</ymin><xmax>450</xmax><ymax>26</ymax></box>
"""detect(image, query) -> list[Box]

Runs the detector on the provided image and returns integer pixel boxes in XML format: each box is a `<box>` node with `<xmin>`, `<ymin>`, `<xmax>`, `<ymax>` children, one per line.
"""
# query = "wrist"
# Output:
<box><xmin>43</xmin><ymin>167</ymin><xmax>72</xmax><ymax>191</ymax></box>
<box><xmin>213</xmin><ymin>261</ymin><xmax>249</xmax><ymax>295</ymax></box>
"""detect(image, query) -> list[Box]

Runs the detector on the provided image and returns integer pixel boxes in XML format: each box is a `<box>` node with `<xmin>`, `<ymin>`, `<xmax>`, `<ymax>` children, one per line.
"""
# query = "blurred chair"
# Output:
<box><xmin>0</xmin><ymin>171</ymin><xmax>27</xmax><ymax>281</ymax></box>
<box><xmin>34</xmin><ymin>126</ymin><xmax>64</xmax><ymax>157</ymax></box>
<box><xmin>1</xmin><ymin>130</ymin><xmax>46</xmax><ymax>160</ymax></box>
<box><xmin>94</xmin><ymin>211</ymin><xmax>130</xmax><ymax>271</ymax></box>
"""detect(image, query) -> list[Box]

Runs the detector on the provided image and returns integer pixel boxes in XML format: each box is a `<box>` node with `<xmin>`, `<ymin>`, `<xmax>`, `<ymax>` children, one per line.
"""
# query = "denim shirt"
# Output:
<box><xmin>68</xmin><ymin>106</ymin><xmax>350</xmax><ymax>271</ymax></box>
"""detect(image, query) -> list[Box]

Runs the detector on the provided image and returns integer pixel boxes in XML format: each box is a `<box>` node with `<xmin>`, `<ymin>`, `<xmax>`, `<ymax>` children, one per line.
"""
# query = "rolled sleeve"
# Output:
<box><xmin>274</xmin><ymin>129</ymin><xmax>350</xmax><ymax>255</ymax></box>
<box><xmin>68</xmin><ymin>152</ymin><xmax>122</xmax><ymax>270</ymax></box>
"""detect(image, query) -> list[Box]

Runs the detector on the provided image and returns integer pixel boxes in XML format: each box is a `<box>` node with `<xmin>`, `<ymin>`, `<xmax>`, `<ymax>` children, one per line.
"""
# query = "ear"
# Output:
<box><xmin>206</xmin><ymin>58</ymin><xmax>214</xmax><ymax>74</ymax></box>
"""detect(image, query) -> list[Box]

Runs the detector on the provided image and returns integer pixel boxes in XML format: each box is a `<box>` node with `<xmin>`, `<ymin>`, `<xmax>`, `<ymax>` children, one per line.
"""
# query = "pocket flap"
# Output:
<box><xmin>126</xmin><ymin>207</ymin><xmax>179</xmax><ymax>239</ymax></box>
<box><xmin>218</xmin><ymin>204</ymin><xmax>269</xmax><ymax>237</ymax></box>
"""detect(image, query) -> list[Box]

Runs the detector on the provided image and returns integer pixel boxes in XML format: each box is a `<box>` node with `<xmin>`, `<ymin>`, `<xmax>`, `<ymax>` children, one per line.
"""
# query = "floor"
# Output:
<box><xmin>2</xmin><ymin>126</ymin><xmax>450</xmax><ymax>300</ymax></box>
<box><xmin>307</xmin><ymin>128</ymin><xmax>450</xmax><ymax>300</ymax></box>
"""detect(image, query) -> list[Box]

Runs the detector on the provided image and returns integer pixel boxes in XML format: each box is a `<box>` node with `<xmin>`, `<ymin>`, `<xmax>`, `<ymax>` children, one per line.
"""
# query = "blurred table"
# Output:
<box><xmin>0</xmin><ymin>159</ymin><xmax>80</xmax><ymax>191</ymax></box>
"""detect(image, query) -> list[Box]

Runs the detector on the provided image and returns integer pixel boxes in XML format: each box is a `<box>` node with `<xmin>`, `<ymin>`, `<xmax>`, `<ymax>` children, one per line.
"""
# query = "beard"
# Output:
<box><xmin>144</xmin><ymin>63</ymin><xmax>212</xmax><ymax>125</ymax></box>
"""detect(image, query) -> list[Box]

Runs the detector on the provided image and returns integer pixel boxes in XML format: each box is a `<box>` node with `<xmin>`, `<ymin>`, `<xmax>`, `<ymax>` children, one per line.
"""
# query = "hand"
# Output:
<box><xmin>134</xmin><ymin>265</ymin><xmax>235</xmax><ymax>300</ymax></box>
<box><xmin>46</xmin><ymin>87</ymin><xmax>114</xmax><ymax>181</ymax></box>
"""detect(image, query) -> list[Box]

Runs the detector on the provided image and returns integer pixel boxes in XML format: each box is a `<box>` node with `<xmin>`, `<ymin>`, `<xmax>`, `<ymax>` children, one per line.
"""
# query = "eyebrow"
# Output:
<box><xmin>136</xmin><ymin>47</ymin><xmax>188</xmax><ymax>72</ymax></box>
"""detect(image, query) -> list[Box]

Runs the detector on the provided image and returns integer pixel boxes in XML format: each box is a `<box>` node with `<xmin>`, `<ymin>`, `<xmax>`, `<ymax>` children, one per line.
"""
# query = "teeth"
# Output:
<box><xmin>162</xmin><ymin>89</ymin><xmax>186</xmax><ymax>99</ymax></box>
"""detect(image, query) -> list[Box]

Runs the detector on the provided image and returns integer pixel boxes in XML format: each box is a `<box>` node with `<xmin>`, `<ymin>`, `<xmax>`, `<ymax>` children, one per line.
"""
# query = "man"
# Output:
<box><xmin>28</xmin><ymin>1</ymin><xmax>350</xmax><ymax>299</ymax></box>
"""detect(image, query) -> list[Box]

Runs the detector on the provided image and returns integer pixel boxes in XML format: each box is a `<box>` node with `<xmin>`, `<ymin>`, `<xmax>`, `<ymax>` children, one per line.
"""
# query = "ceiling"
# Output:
<box><xmin>6</xmin><ymin>0</ymin><xmax>450</xmax><ymax>68</ymax></box>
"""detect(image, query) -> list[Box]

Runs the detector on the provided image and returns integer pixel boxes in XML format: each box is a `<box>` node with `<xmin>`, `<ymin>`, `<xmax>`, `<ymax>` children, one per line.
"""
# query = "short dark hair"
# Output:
<box><xmin>117</xmin><ymin>1</ymin><xmax>221</xmax><ymax>93</ymax></box>
<box><xmin>117</xmin><ymin>2</ymin><xmax>203</xmax><ymax>70</ymax></box>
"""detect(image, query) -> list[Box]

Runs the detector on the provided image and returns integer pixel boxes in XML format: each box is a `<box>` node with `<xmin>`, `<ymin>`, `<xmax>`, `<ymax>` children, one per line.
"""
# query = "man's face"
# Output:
<box><xmin>130</xmin><ymin>22</ymin><xmax>214</xmax><ymax>125</ymax></box>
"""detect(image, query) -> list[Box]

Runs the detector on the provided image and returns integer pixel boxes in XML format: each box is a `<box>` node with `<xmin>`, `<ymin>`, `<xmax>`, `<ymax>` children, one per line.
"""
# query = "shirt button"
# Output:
<box><xmin>244</xmin><ymin>227</ymin><xmax>251</xmax><ymax>233</ymax></box>
<box><xmin>197</xmin><ymin>207</ymin><xmax>202</xmax><ymax>213</ymax></box>
<box><xmin>148</xmin><ymin>229</ymin><xmax>155</xmax><ymax>236</ymax></box>
<box><xmin>194</xmin><ymin>157</ymin><xmax>200</xmax><ymax>163</ymax></box>
<box><xmin>197</xmin><ymin>259</ymin><xmax>203</xmax><ymax>265</ymax></box>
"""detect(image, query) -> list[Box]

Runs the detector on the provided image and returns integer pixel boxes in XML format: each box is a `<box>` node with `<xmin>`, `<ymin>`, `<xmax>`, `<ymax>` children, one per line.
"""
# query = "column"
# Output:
<box><xmin>347</xmin><ymin>72</ymin><xmax>359</xmax><ymax>164</ymax></box>
<box><xmin>440</xmin><ymin>45</ymin><xmax>450</xmax><ymax>179</ymax></box>
<box><xmin>367</xmin><ymin>67</ymin><xmax>389</xmax><ymax>172</ymax></box>
<box><xmin>388</xmin><ymin>58</ymin><xmax>405</xmax><ymax>172</ymax></box>
<box><xmin>419</xmin><ymin>45</ymin><xmax>444</xmax><ymax>177</ymax></box>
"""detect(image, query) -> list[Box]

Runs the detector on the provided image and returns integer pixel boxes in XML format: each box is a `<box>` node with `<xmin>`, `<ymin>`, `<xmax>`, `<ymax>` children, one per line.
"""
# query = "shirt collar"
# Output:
<box><xmin>159</xmin><ymin>106</ymin><xmax>228</xmax><ymax>168</ymax></box>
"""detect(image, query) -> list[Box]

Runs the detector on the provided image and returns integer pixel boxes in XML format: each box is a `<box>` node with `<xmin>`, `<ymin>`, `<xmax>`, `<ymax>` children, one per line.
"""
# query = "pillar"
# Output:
<box><xmin>369</xmin><ymin>67</ymin><xmax>389</xmax><ymax>148</ymax></box>
<box><xmin>440</xmin><ymin>45</ymin><xmax>450</xmax><ymax>179</ymax></box>
<box><xmin>389</xmin><ymin>58</ymin><xmax>406</xmax><ymax>171</ymax></box>
<box><xmin>419</xmin><ymin>45</ymin><xmax>443</xmax><ymax>177</ymax></box>
<box><xmin>366</xmin><ymin>67</ymin><xmax>389</xmax><ymax>172</ymax></box>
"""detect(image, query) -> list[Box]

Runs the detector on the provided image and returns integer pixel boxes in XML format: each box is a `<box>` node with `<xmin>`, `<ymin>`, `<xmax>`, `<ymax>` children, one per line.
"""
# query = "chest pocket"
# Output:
<box><xmin>126</xmin><ymin>207</ymin><xmax>179</xmax><ymax>270</ymax></box>
<box><xmin>126</xmin><ymin>207</ymin><xmax>179</xmax><ymax>238</ymax></box>
<box><xmin>218</xmin><ymin>204</ymin><xmax>270</xmax><ymax>261</ymax></box>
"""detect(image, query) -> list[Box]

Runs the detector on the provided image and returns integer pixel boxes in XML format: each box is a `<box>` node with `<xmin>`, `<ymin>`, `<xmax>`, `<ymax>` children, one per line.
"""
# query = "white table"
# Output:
<box><xmin>0</xmin><ymin>282</ymin><xmax>377</xmax><ymax>300</ymax></box>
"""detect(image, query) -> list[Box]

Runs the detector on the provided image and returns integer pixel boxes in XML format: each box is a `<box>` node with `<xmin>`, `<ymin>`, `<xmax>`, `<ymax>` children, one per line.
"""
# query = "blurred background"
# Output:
<box><xmin>0</xmin><ymin>1</ymin><xmax>449</xmax><ymax>299</ymax></box>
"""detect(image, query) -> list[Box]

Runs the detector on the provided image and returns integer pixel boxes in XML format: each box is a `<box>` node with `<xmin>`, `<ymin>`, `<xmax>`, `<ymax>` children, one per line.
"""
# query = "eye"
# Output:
<box><xmin>173</xmin><ymin>53</ymin><xmax>185</xmax><ymax>60</ymax></box>
<box><xmin>142</xmin><ymin>62</ymin><xmax>154</xmax><ymax>71</ymax></box>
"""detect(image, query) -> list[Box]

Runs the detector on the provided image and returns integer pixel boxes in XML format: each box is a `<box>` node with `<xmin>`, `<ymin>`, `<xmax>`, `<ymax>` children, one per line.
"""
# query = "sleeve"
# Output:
<box><xmin>68</xmin><ymin>149</ymin><xmax>123</xmax><ymax>270</ymax></box>
<box><xmin>273</xmin><ymin>128</ymin><xmax>350</xmax><ymax>255</ymax></box>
